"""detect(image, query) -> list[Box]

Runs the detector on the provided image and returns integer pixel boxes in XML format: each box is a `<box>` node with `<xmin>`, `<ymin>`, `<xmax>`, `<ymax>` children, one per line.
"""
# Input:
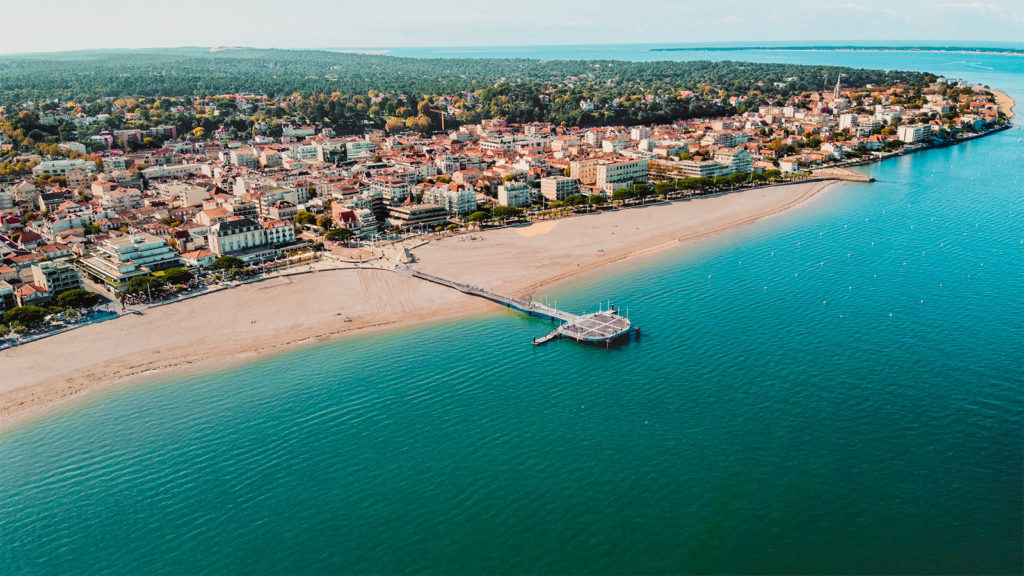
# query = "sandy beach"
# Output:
<box><xmin>991</xmin><ymin>88</ymin><xmax>1016</xmax><ymax>118</ymax></box>
<box><xmin>1</xmin><ymin>180</ymin><xmax>836</xmax><ymax>430</ymax></box>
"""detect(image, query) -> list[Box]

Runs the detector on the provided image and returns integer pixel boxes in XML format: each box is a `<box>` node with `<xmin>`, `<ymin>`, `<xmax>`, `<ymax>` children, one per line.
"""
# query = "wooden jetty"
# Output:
<box><xmin>396</xmin><ymin>265</ymin><xmax>634</xmax><ymax>347</ymax></box>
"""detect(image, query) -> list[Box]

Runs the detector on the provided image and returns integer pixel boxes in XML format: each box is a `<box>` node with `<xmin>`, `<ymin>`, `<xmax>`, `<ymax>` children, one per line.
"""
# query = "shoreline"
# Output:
<box><xmin>989</xmin><ymin>88</ymin><xmax>1016</xmax><ymax>118</ymax></box>
<box><xmin>1</xmin><ymin>179</ymin><xmax>839</xmax><ymax>433</ymax></box>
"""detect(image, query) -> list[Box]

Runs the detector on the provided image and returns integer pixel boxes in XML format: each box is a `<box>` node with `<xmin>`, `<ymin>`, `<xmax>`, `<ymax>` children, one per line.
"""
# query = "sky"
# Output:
<box><xmin>1</xmin><ymin>0</ymin><xmax>1022</xmax><ymax>54</ymax></box>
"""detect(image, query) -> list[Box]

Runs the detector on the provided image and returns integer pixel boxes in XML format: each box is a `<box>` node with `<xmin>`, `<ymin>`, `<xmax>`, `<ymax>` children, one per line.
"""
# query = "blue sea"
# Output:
<box><xmin>2</xmin><ymin>46</ymin><xmax>1022</xmax><ymax>575</ymax></box>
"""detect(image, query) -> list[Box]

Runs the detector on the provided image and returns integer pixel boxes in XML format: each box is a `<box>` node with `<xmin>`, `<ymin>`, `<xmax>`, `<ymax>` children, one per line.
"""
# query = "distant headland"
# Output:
<box><xmin>651</xmin><ymin>45</ymin><xmax>1024</xmax><ymax>57</ymax></box>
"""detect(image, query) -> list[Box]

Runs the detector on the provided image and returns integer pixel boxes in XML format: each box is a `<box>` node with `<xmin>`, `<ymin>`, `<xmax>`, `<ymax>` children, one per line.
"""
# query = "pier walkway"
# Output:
<box><xmin>395</xmin><ymin>264</ymin><xmax>632</xmax><ymax>346</ymax></box>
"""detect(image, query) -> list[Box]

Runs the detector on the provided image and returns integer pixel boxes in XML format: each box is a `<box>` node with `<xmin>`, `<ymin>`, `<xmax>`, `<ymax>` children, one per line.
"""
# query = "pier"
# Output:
<box><xmin>396</xmin><ymin>265</ymin><xmax>634</xmax><ymax>346</ymax></box>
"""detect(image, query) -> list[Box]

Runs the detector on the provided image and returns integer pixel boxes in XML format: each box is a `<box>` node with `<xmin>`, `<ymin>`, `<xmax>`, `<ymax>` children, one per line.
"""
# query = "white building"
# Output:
<box><xmin>630</xmin><ymin>126</ymin><xmax>652</xmax><ymax>141</ymax></box>
<box><xmin>712</xmin><ymin>148</ymin><xmax>752</xmax><ymax>174</ymax></box>
<box><xmin>155</xmin><ymin>182</ymin><xmax>210</xmax><ymax>207</ymax></box>
<box><xmin>208</xmin><ymin>218</ymin><xmax>268</xmax><ymax>256</ymax></box>
<box><xmin>262</xmin><ymin>219</ymin><xmax>297</xmax><ymax>245</ymax></box>
<box><xmin>422</xmin><ymin>186</ymin><xmax>478</xmax><ymax>216</ymax></box>
<box><xmin>897</xmin><ymin>124</ymin><xmax>930</xmax><ymax>144</ymax></box>
<box><xmin>540</xmin><ymin>176</ymin><xmax>579</xmax><ymax>202</ymax></box>
<box><xmin>346</xmin><ymin>140</ymin><xmax>377</xmax><ymax>159</ymax></box>
<box><xmin>229</xmin><ymin>148</ymin><xmax>258</xmax><ymax>169</ymax></box>
<box><xmin>101</xmin><ymin>156</ymin><xmax>129</xmax><ymax>172</ymax></box>
<box><xmin>98</xmin><ymin>187</ymin><xmax>144</xmax><ymax>212</ymax></box>
<box><xmin>31</xmin><ymin>261</ymin><xmax>82</xmax><ymax>294</ymax></box>
<box><xmin>596</xmin><ymin>159</ymin><xmax>648</xmax><ymax>193</ymax></box>
<box><xmin>31</xmin><ymin>159</ymin><xmax>96</xmax><ymax>178</ymax></box>
<box><xmin>77</xmin><ymin>233</ymin><xmax>184</xmax><ymax>292</ymax></box>
<box><xmin>497</xmin><ymin>182</ymin><xmax>532</xmax><ymax>207</ymax></box>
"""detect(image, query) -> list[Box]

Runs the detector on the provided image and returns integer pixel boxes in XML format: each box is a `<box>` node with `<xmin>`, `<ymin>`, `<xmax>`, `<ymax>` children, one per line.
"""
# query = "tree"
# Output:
<box><xmin>587</xmin><ymin>194</ymin><xmax>608</xmax><ymax>206</ymax></box>
<box><xmin>316</xmin><ymin>215</ymin><xmax>334</xmax><ymax>230</ymax></box>
<box><xmin>163</xmin><ymin>267</ymin><xmax>193</xmax><ymax>285</ymax></box>
<box><xmin>562</xmin><ymin>194</ymin><xmax>586</xmax><ymax>207</ymax></box>
<box><xmin>56</xmin><ymin>289</ymin><xmax>100</xmax><ymax>310</ymax></box>
<box><xmin>3</xmin><ymin>306</ymin><xmax>49</xmax><ymax>330</ymax></box>
<box><xmin>611</xmin><ymin>189</ymin><xmax>635</xmax><ymax>203</ymax></box>
<box><xmin>126</xmin><ymin>275</ymin><xmax>166</xmax><ymax>296</ymax></box>
<box><xmin>325</xmin><ymin>227</ymin><xmax>355</xmax><ymax>242</ymax></box>
<box><xmin>212</xmin><ymin>255</ymin><xmax>245</xmax><ymax>270</ymax></box>
<box><xmin>294</xmin><ymin>210</ymin><xmax>317</xmax><ymax>225</ymax></box>
<box><xmin>491</xmin><ymin>206</ymin><xmax>522</xmax><ymax>223</ymax></box>
<box><xmin>466</xmin><ymin>210</ymin><xmax>490</xmax><ymax>223</ymax></box>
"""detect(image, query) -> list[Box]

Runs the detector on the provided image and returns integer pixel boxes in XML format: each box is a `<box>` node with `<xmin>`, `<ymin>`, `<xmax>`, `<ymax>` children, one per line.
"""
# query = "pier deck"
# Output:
<box><xmin>397</xmin><ymin>265</ymin><xmax>633</xmax><ymax>346</ymax></box>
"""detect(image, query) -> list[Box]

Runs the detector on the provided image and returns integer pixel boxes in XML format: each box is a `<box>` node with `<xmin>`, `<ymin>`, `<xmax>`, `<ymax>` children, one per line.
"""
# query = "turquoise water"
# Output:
<box><xmin>2</xmin><ymin>50</ymin><xmax>1023</xmax><ymax>574</ymax></box>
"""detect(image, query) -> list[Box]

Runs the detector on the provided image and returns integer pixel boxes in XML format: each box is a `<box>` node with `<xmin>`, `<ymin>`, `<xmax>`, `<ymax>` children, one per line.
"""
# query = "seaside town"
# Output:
<box><xmin>0</xmin><ymin>75</ymin><xmax>1009</xmax><ymax>340</ymax></box>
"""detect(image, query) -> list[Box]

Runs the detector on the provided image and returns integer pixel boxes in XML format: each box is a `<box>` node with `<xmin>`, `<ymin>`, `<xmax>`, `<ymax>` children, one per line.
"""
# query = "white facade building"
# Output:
<box><xmin>497</xmin><ymin>182</ymin><xmax>532</xmax><ymax>207</ymax></box>
<box><xmin>422</xmin><ymin>186</ymin><xmax>478</xmax><ymax>216</ymax></box>
<box><xmin>596</xmin><ymin>159</ymin><xmax>648</xmax><ymax>193</ymax></box>
<box><xmin>31</xmin><ymin>159</ymin><xmax>97</xmax><ymax>178</ymax></box>
<box><xmin>897</xmin><ymin>124</ymin><xmax>930</xmax><ymax>144</ymax></box>
<box><xmin>540</xmin><ymin>176</ymin><xmax>579</xmax><ymax>202</ymax></box>
<box><xmin>77</xmin><ymin>233</ymin><xmax>184</xmax><ymax>292</ymax></box>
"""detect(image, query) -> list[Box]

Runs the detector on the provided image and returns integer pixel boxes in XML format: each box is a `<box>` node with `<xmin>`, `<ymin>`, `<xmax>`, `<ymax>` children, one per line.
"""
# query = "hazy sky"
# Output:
<box><xmin>2</xmin><ymin>0</ymin><xmax>1022</xmax><ymax>54</ymax></box>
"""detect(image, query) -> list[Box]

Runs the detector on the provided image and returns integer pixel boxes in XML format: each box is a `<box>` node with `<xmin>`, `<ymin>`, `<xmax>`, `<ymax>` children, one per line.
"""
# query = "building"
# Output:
<box><xmin>421</xmin><ymin>185</ymin><xmax>478</xmax><ymax>216</ymax></box>
<box><xmin>208</xmin><ymin>218</ymin><xmax>267</xmax><ymax>256</ymax></box>
<box><xmin>229</xmin><ymin>148</ymin><xmax>258</xmax><ymax>169</ymax></box>
<box><xmin>65</xmin><ymin>168</ymin><xmax>92</xmax><ymax>190</ymax></box>
<box><xmin>367</xmin><ymin>177</ymin><xmax>410</xmax><ymax>204</ymax></box>
<box><xmin>387</xmin><ymin>204</ymin><xmax>450</xmax><ymax>231</ymax></box>
<box><xmin>77</xmin><ymin>233</ymin><xmax>184</xmax><ymax>292</ymax></box>
<box><xmin>569</xmin><ymin>159</ymin><xmax>599</xmax><ymax>185</ymax></box>
<box><xmin>540</xmin><ymin>176</ymin><xmax>579</xmax><ymax>202</ymax></box>
<box><xmin>101</xmin><ymin>156</ymin><xmax>129</xmax><ymax>172</ymax></box>
<box><xmin>897</xmin><ymin>124</ymin><xmax>930</xmax><ymax>144</ymax></box>
<box><xmin>497</xmin><ymin>182</ymin><xmax>532</xmax><ymax>207</ymax></box>
<box><xmin>266</xmin><ymin>201</ymin><xmax>298</xmax><ymax>222</ymax></box>
<box><xmin>649</xmin><ymin>157</ymin><xmax>728</xmax><ymax>179</ymax></box>
<box><xmin>98</xmin><ymin>187</ymin><xmax>144</xmax><ymax>212</ymax></box>
<box><xmin>156</xmin><ymin>182</ymin><xmax>210</xmax><ymax>207</ymax></box>
<box><xmin>226</xmin><ymin>198</ymin><xmax>259</xmax><ymax>220</ymax></box>
<box><xmin>262</xmin><ymin>219</ymin><xmax>297</xmax><ymax>246</ymax></box>
<box><xmin>31</xmin><ymin>159</ymin><xmax>97</xmax><ymax>178</ymax></box>
<box><xmin>712</xmin><ymin>148</ymin><xmax>752</xmax><ymax>174</ymax></box>
<box><xmin>31</xmin><ymin>261</ymin><xmax>83</xmax><ymax>294</ymax></box>
<box><xmin>630</xmin><ymin>126</ymin><xmax>652</xmax><ymax>141</ymax></box>
<box><xmin>595</xmin><ymin>159</ymin><xmax>648</xmax><ymax>193</ymax></box>
<box><xmin>346</xmin><ymin>140</ymin><xmax>377</xmax><ymax>159</ymax></box>
<box><xmin>0</xmin><ymin>281</ymin><xmax>15</xmax><ymax>312</ymax></box>
<box><xmin>180</xmin><ymin>249</ymin><xmax>217</xmax><ymax>268</ymax></box>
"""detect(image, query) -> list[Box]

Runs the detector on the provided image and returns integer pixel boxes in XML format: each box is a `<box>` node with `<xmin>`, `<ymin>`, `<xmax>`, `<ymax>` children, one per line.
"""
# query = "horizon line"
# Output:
<box><xmin>3</xmin><ymin>39</ymin><xmax>1024</xmax><ymax>58</ymax></box>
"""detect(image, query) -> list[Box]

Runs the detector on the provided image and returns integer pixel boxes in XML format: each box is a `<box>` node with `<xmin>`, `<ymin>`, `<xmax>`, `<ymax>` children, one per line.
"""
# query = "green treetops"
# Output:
<box><xmin>491</xmin><ymin>206</ymin><xmax>523</xmax><ymax>222</ymax></box>
<box><xmin>324</xmin><ymin>228</ymin><xmax>355</xmax><ymax>242</ymax></box>
<box><xmin>56</xmin><ymin>289</ymin><xmax>100</xmax><ymax>310</ymax></box>
<box><xmin>162</xmin><ymin>267</ymin><xmax>194</xmax><ymax>285</ymax></box>
<box><xmin>294</xmin><ymin>211</ymin><xmax>317</xmax><ymax>225</ymax></box>
<box><xmin>211</xmin><ymin>255</ymin><xmax>245</xmax><ymax>270</ymax></box>
<box><xmin>3</xmin><ymin>306</ymin><xmax>49</xmax><ymax>330</ymax></box>
<box><xmin>126</xmin><ymin>275</ymin><xmax>166</xmax><ymax>295</ymax></box>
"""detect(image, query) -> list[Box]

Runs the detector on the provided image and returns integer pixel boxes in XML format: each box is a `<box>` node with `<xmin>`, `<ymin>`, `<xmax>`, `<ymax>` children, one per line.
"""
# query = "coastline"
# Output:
<box><xmin>990</xmin><ymin>88</ymin><xmax>1016</xmax><ymax>118</ymax></box>
<box><xmin>0</xmin><ymin>179</ymin><xmax>838</xmax><ymax>432</ymax></box>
